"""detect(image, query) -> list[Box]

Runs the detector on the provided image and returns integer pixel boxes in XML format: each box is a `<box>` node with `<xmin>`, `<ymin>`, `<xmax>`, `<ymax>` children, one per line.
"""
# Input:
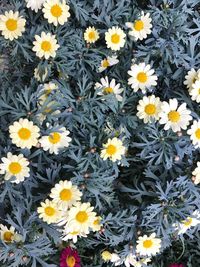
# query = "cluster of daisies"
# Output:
<box><xmin>37</xmin><ymin>180</ymin><xmax>102</xmax><ymax>242</ymax></box>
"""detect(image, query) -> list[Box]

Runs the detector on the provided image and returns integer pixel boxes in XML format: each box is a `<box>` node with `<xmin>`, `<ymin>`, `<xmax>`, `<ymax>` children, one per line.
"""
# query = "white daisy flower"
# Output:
<box><xmin>40</xmin><ymin>126</ymin><xmax>71</xmax><ymax>154</ymax></box>
<box><xmin>38</xmin><ymin>82</ymin><xmax>58</xmax><ymax>105</ymax></box>
<box><xmin>84</xmin><ymin>26</ymin><xmax>99</xmax><ymax>43</ymax></box>
<box><xmin>25</xmin><ymin>0</ymin><xmax>46</xmax><ymax>12</ymax></box>
<box><xmin>100</xmin><ymin>137</ymin><xmax>126</xmax><ymax>162</ymax></box>
<box><xmin>189</xmin><ymin>80</ymin><xmax>200</xmax><ymax>103</ymax></box>
<box><xmin>192</xmin><ymin>162</ymin><xmax>200</xmax><ymax>185</ymax></box>
<box><xmin>0</xmin><ymin>11</ymin><xmax>26</xmax><ymax>41</ymax></box>
<box><xmin>98</xmin><ymin>56</ymin><xmax>119</xmax><ymax>72</ymax></box>
<box><xmin>32</xmin><ymin>32</ymin><xmax>60</xmax><ymax>59</ymax></box>
<box><xmin>37</xmin><ymin>199</ymin><xmax>61</xmax><ymax>224</ymax></box>
<box><xmin>0</xmin><ymin>224</ymin><xmax>22</xmax><ymax>243</ymax></box>
<box><xmin>0</xmin><ymin>153</ymin><xmax>30</xmax><ymax>184</ymax></box>
<box><xmin>50</xmin><ymin>180</ymin><xmax>82</xmax><ymax>210</ymax></box>
<box><xmin>128</xmin><ymin>62</ymin><xmax>157</xmax><ymax>93</ymax></box>
<box><xmin>62</xmin><ymin>229</ymin><xmax>87</xmax><ymax>243</ymax></box>
<box><xmin>124</xmin><ymin>254</ymin><xmax>151</xmax><ymax>267</ymax></box>
<box><xmin>9</xmin><ymin>118</ymin><xmax>40</xmax><ymax>149</ymax></box>
<box><xmin>126</xmin><ymin>12</ymin><xmax>152</xmax><ymax>41</ymax></box>
<box><xmin>105</xmin><ymin>26</ymin><xmax>126</xmax><ymax>51</ymax></box>
<box><xmin>64</xmin><ymin>202</ymin><xmax>96</xmax><ymax>235</ymax></box>
<box><xmin>42</xmin><ymin>0</ymin><xmax>70</xmax><ymax>26</ymax></box>
<box><xmin>187</xmin><ymin>120</ymin><xmax>200</xmax><ymax>148</ymax></box>
<box><xmin>136</xmin><ymin>233</ymin><xmax>161</xmax><ymax>256</ymax></box>
<box><xmin>91</xmin><ymin>216</ymin><xmax>102</xmax><ymax>232</ymax></box>
<box><xmin>136</xmin><ymin>95</ymin><xmax>162</xmax><ymax>123</ymax></box>
<box><xmin>159</xmin><ymin>98</ymin><xmax>192</xmax><ymax>132</ymax></box>
<box><xmin>95</xmin><ymin>76</ymin><xmax>124</xmax><ymax>102</ymax></box>
<box><xmin>111</xmin><ymin>253</ymin><xmax>122</xmax><ymax>266</ymax></box>
<box><xmin>184</xmin><ymin>68</ymin><xmax>200</xmax><ymax>92</ymax></box>
<box><xmin>175</xmin><ymin>210</ymin><xmax>200</xmax><ymax>235</ymax></box>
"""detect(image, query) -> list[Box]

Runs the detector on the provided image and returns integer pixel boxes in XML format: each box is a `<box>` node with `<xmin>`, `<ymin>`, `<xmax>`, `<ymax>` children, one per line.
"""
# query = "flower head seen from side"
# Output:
<box><xmin>192</xmin><ymin>162</ymin><xmax>200</xmax><ymax>185</ymax></box>
<box><xmin>184</xmin><ymin>68</ymin><xmax>200</xmax><ymax>92</ymax></box>
<box><xmin>101</xmin><ymin>251</ymin><xmax>112</xmax><ymax>262</ymax></box>
<box><xmin>128</xmin><ymin>62</ymin><xmax>157</xmax><ymax>93</ymax></box>
<box><xmin>100</xmin><ymin>137</ymin><xmax>126</xmax><ymax>162</ymax></box>
<box><xmin>175</xmin><ymin>210</ymin><xmax>200</xmax><ymax>235</ymax></box>
<box><xmin>50</xmin><ymin>180</ymin><xmax>82</xmax><ymax>210</ymax></box>
<box><xmin>105</xmin><ymin>26</ymin><xmax>126</xmax><ymax>51</ymax></box>
<box><xmin>65</xmin><ymin>202</ymin><xmax>96</xmax><ymax>235</ymax></box>
<box><xmin>62</xmin><ymin>229</ymin><xmax>87</xmax><ymax>243</ymax></box>
<box><xmin>136</xmin><ymin>233</ymin><xmax>161</xmax><ymax>256</ymax></box>
<box><xmin>25</xmin><ymin>0</ymin><xmax>46</xmax><ymax>12</ymax></box>
<box><xmin>137</xmin><ymin>95</ymin><xmax>162</xmax><ymax>123</ymax></box>
<box><xmin>42</xmin><ymin>0</ymin><xmax>70</xmax><ymax>26</ymax></box>
<box><xmin>187</xmin><ymin>120</ymin><xmax>200</xmax><ymax>148</ymax></box>
<box><xmin>37</xmin><ymin>199</ymin><xmax>61</xmax><ymax>224</ymax></box>
<box><xmin>0</xmin><ymin>224</ymin><xmax>22</xmax><ymax>243</ymax></box>
<box><xmin>124</xmin><ymin>254</ymin><xmax>151</xmax><ymax>267</ymax></box>
<box><xmin>40</xmin><ymin>127</ymin><xmax>71</xmax><ymax>154</ymax></box>
<box><xmin>9</xmin><ymin>118</ymin><xmax>40</xmax><ymax>149</ymax></box>
<box><xmin>0</xmin><ymin>153</ymin><xmax>30</xmax><ymax>184</ymax></box>
<box><xmin>98</xmin><ymin>56</ymin><xmax>119</xmax><ymax>72</ymax></box>
<box><xmin>0</xmin><ymin>11</ymin><xmax>26</xmax><ymax>41</ymax></box>
<box><xmin>159</xmin><ymin>98</ymin><xmax>192</xmax><ymax>132</ymax></box>
<box><xmin>32</xmin><ymin>32</ymin><xmax>60</xmax><ymax>59</ymax></box>
<box><xmin>91</xmin><ymin>216</ymin><xmax>102</xmax><ymax>232</ymax></box>
<box><xmin>84</xmin><ymin>26</ymin><xmax>99</xmax><ymax>43</ymax></box>
<box><xmin>38</xmin><ymin>82</ymin><xmax>58</xmax><ymax>106</ymax></box>
<box><xmin>189</xmin><ymin>80</ymin><xmax>200</xmax><ymax>103</ymax></box>
<box><xmin>95</xmin><ymin>76</ymin><xmax>124</xmax><ymax>102</ymax></box>
<box><xmin>126</xmin><ymin>12</ymin><xmax>152</xmax><ymax>41</ymax></box>
<box><xmin>34</xmin><ymin>66</ymin><xmax>49</xmax><ymax>82</ymax></box>
<box><xmin>60</xmin><ymin>247</ymin><xmax>81</xmax><ymax>267</ymax></box>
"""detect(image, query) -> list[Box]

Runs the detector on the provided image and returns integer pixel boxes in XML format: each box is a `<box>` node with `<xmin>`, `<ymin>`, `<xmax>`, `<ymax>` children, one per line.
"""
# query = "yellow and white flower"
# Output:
<box><xmin>128</xmin><ymin>62</ymin><xmax>157</xmax><ymax>93</ymax></box>
<box><xmin>136</xmin><ymin>233</ymin><xmax>161</xmax><ymax>256</ymax></box>
<box><xmin>0</xmin><ymin>224</ymin><xmax>22</xmax><ymax>243</ymax></box>
<box><xmin>192</xmin><ymin>162</ymin><xmax>200</xmax><ymax>185</ymax></box>
<box><xmin>42</xmin><ymin>0</ymin><xmax>70</xmax><ymax>26</ymax></box>
<box><xmin>25</xmin><ymin>0</ymin><xmax>46</xmax><ymax>12</ymax></box>
<box><xmin>184</xmin><ymin>68</ymin><xmax>200</xmax><ymax>92</ymax></box>
<box><xmin>0</xmin><ymin>11</ymin><xmax>26</xmax><ymax>41</ymax></box>
<box><xmin>40</xmin><ymin>127</ymin><xmax>71</xmax><ymax>154</ymax></box>
<box><xmin>126</xmin><ymin>12</ymin><xmax>152</xmax><ymax>41</ymax></box>
<box><xmin>84</xmin><ymin>26</ymin><xmax>99</xmax><ymax>43</ymax></box>
<box><xmin>34</xmin><ymin>67</ymin><xmax>49</xmax><ymax>82</ymax></box>
<box><xmin>0</xmin><ymin>153</ymin><xmax>30</xmax><ymax>184</ymax></box>
<box><xmin>187</xmin><ymin>120</ymin><xmax>200</xmax><ymax>148</ymax></box>
<box><xmin>124</xmin><ymin>254</ymin><xmax>151</xmax><ymax>267</ymax></box>
<box><xmin>50</xmin><ymin>180</ymin><xmax>82</xmax><ymax>210</ymax></box>
<box><xmin>100</xmin><ymin>137</ymin><xmax>126</xmax><ymax>162</ymax></box>
<box><xmin>136</xmin><ymin>95</ymin><xmax>162</xmax><ymax>123</ymax></box>
<box><xmin>9</xmin><ymin>118</ymin><xmax>40</xmax><ymax>149</ymax></box>
<box><xmin>32</xmin><ymin>32</ymin><xmax>60</xmax><ymax>59</ymax></box>
<box><xmin>189</xmin><ymin>80</ymin><xmax>200</xmax><ymax>103</ymax></box>
<box><xmin>101</xmin><ymin>251</ymin><xmax>112</xmax><ymax>262</ymax></box>
<box><xmin>98</xmin><ymin>56</ymin><xmax>119</xmax><ymax>72</ymax></box>
<box><xmin>62</xmin><ymin>229</ymin><xmax>87</xmax><ymax>243</ymax></box>
<box><xmin>38</xmin><ymin>82</ymin><xmax>58</xmax><ymax>105</ymax></box>
<box><xmin>91</xmin><ymin>216</ymin><xmax>102</xmax><ymax>232</ymax></box>
<box><xmin>37</xmin><ymin>199</ymin><xmax>61</xmax><ymax>224</ymax></box>
<box><xmin>159</xmin><ymin>98</ymin><xmax>192</xmax><ymax>132</ymax></box>
<box><xmin>105</xmin><ymin>26</ymin><xmax>126</xmax><ymax>51</ymax></box>
<box><xmin>175</xmin><ymin>210</ymin><xmax>200</xmax><ymax>235</ymax></box>
<box><xmin>95</xmin><ymin>76</ymin><xmax>124</xmax><ymax>101</ymax></box>
<box><xmin>64</xmin><ymin>202</ymin><xmax>96</xmax><ymax>234</ymax></box>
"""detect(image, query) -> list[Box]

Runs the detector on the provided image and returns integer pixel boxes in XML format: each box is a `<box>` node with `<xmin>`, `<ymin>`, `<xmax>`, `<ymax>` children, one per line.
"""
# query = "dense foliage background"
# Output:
<box><xmin>0</xmin><ymin>0</ymin><xmax>200</xmax><ymax>266</ymax></box>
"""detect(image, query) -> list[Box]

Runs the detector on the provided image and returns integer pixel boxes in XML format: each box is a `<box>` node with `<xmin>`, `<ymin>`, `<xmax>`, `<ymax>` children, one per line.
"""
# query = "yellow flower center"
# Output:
<box><xmin>18</xmin><ymin>128</ymin><xmax>31</xmax><ymax>140</ymax></box>
<box><xmin>111</xmin><ymin>33</ymin><xmax>120</xmax><ymax>44</ymax></box>
<box><xmin>137</xmin><ymin>72</ymin><xmax>147</xmax><ymax>83</ymax></box>
<box><xmin>183</xmin><ymin>217</ymin><xmax>193</xmax><ymax>227</ymax></box>
<box><xmin>76</xmin><ymin>211</ymin><xmax>88</xmax><ymax>223</ymax></box>
<box><xmin>104</xmin><ymin>87</ymin><xmax>113</xmax><ymax>94</ymax></box>
<box><xmin>8</xmin><ymin>162</ymin><xmax>22</xmax><ymax>175</ymax></box>
<box><xmin>59</xmin><ymin>189</ymin><xmax>72</xmax><ymax>201</ymax></box>
<box><xmin>102</xmin><ymin>251</ymin><xmax>112</xmax><ymax>261</ymax></box>
<box><xmin>88</xmin><ymin>31</ymin><xmax>95</xmax><ymax>40</ymax></box>
<box><xmin>106</xmin><ymin>144</ymin><xmax>117</xmax><ymax>155</ymax></box>
<box><xmin>70</xmin><ymin>231</ymin><xmax>79</xmax><ymax>235</ymax></box>
<box><xmin>134</xmin><ymin>20</ymin><xmax>144</xmax><ymax>31</ymax></box>
<box><xmin>143</xmin><ymin>239</ymin><xmax>153</xmax><ymax>249</ymax></box>
<box><xmin>48</xmin><ymin>132</ymin><xmax>61</xmax><ymax>144</ymax></box>
<box><xmin>94</xmin><ymin>218</ymin><xmax>100</xmax><ymax>225</ymax></box>
<box><xmin>41</xmin><ymin>41</ymin><xmax>52</xmax><ymax>52</ymax></box>
<box><xmin>195</xmin><ymin>129</ymin><xmax>200</xmax><ymax>139</ymax></box>
<box><xmin>102</xmin><ymin>59</ymin><xmax>110</xmax><ymax>68</ymax></box>
<box><xmin>6</xmin><ymin>19</ymin><xmax>17</xmax><ymax>31</ymax></box>
<box><xmin>51</xmin><ymin>4</ymin><xmax>63</xmax><ymax>17</ymax></box>
<box><xmin>168</xmin><ymin>110</ymin><xmax>180</xmax><ymax>122</ymax></box>
<box><xmin>3</xmin><ymin>231</ymin><xmax>14</xmax><ymax>242</ymax></box>
<box><xmin>145</xmin><ymin>104</ymin><xmax>156</xmax><ymax>115</ymax></box>
<box><xmin>66</xmin><ymin>256</ymin><xmax>76</xmax><ymax>267</ymax></box>
<box><xmin>45</xmin><ymin>206</ymin><xmax>56</xmax><ymax>216</ymax></box>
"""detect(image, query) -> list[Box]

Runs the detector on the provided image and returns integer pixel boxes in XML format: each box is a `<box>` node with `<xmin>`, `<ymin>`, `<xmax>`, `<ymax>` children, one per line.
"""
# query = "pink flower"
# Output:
<box><xmin>169</xmin><ymin>264</ymin><xmax>184</xmax><ymax>267</ymax></box>
<box><xmin>60</xmin><ymin>247</ymin><xmax>81</xmax><ymax>267</ymax></box>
